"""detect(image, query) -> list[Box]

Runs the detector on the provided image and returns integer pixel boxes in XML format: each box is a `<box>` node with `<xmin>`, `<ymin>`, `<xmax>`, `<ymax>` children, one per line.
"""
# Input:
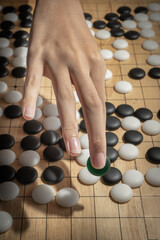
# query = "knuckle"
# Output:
<box><xmin>83</xmin><ymin>92</ymin><xmax>102</xmax><ymax>111</ymax></box>
<box><xmin>56</xmin><ymin>85</ymin><xmax>73</xmax><ymax>102</ymax></box>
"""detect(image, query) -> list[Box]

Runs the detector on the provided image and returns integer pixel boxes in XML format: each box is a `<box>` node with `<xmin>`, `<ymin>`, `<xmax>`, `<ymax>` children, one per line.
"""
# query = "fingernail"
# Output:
<box><xmin>92</xmin><ymin>152</ymin><xmax>106</xmax><ymax>169</ymax></box>
<box><xmin>24</xmin><ymin>106</ymin><xmax>34</xmax><ymax>118</ymax></box>
<box><xmin>68</xmin><ymin>137</ymin><xmax>81</xmax><ymax>154</ymax></box>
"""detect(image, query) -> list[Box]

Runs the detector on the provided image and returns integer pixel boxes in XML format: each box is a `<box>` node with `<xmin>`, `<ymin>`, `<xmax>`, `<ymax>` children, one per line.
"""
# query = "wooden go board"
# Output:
<box><xmin>0</xmin><ymin>0</ymin><xmax>160</xmax><ymax>239</ymax></box>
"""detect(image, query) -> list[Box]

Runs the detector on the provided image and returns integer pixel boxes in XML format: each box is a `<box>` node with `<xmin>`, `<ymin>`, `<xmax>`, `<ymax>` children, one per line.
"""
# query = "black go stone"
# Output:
<box><xmin>101</xmin><ymin>167</ymin><xmax>122</xmax><ymax>185</ymax></box>
<box><xmin>134</xmin><ymin>6</ymin><xmax>148</xmax><ymax>14</ymax></box>
<box><xmin>106</xmin><ymin>132</ymin><xmax>118</xmax><ymax>147</ymax></box>
<box><xmin>0</xmin><ymin>165</ymin><xmax>16</xmax><ymax>183</ymax></box>
<box><xmin>19</xmin><ymin>12</ymin><xmax>33</xmax><ymax>20</ymax></box>
<box><xmin>116</xmin><ymin>104</ymin><xmax>134</xmax><ymax>118</ymax></box>
<box><xmin>43</xmin><ymin>145</ymin><xmax>64</xmax><ymax>162</ymax></box>
<box><xmin>0</xmin><ymin>67</ymin><xmax>9</xmax><ymax>78</ymax></box>
<box><xmin>119</xmin><ymin>13</ymin><xmax>134</xmax><ymax>21</ymax></box>
<box><xmin>2</xmin><ymin>6</ymin><xmax>16</xmax><ymax>14</ymax></box>
<box><xmin>21</xmin><ymin>135</ymin><xmax>41</xmax><ymax>150</ymax></box>
<box><xmin>106</xmin><ymin>116</ymin><xmax>121</xmax><ymax>131</ymax></box>
<box><xmin>0</xmin><ymin>56</ymin><xmax>9</xmax><ymax>68</ymax></box>
<box><xmin>23</xmin><ymin>120</ymin><xmax>43</xmax><ymax>134</ymax></box>
<box><xmin>18</xmin><ymin>4</ymin><xmax>32</xmax><ymax>13</ymax></box>
<box><xmin>134</xmin><ymin>108</ymin><xmax>153</xmax><ymax>122</ymax></box>
<box><xmin>1</xmin><ymin>21</ymin><xmax>15</xmax><ymax>30</ymax></box>
<box><xmin>0</xmin><ymin>30</ymin><xmax>13</xmax><ymax>39</ymax></box>
<box><xmin>79</xmin><ymin>119</ymin><xmax>87</xmax><ymax>132</ymax></box>
<box><xmin>40</xmin><ymin>130</ymin><xmax>60</xmax><ymax>145</ymax></box>
<box><xmin>16</xmin><ymin>166</ymin><xmax>38</xmax><ymax>184</ymax></box>
<box><xmin>12</xmin><ymin>67</ymin><xmax>27</xmax><ymax>78</ymax></box>
<box><xmin>117</xmin><ymin>6</ymin><xmax>131</xmax><ymax>14</ymax></box>
<box><xmin>124</xmin><ymin>31</ymin><xmax>140</xmax><ymax>40</ymax></box>
<box><xmin>129</xmin><ymin>68</ymin><xmax>146</xmax><ymax>79</ymax></box>
<box><xmin>14</xmin><ymin>30</ymin><xmax>29</xmax><ymax>39</ymax></box>
<box><xmin>123</xmin><ymin>130</ymin><xmax>143</xmax><ymax>145</ymax></box>
<box><xmin>42</xmin><ymin>166</ymin><xmax>64</xmax><ymax>184</ymax></box>
<box><xmin>111</xmin><ymin>28</ymin><xmax>124</xmax><ymax>37</ymax></box>
<box><xmin>4</xmin><ymin>105</ymin><xmax>22</xmax><ymax>119</ymax></box>
<box><xmin>148</xmin><ymin>67</ymin><xmax>160</xmax><ymax>79</ymax></box>
<box><xmin>104</xmin><ymin>13</ymin><xmax>119</xmax><ymax>21</ymax></box>
<box><xmin>79</xmin><ymin>107</ymin><xmax>84</xmax><ymax>118</ymax></box>
<box><xmin>158</xmin><ymin>109</ymin><xmax>160</xmax><ymax>119</ymax></box>
<box><xmin>107</xmin><ymin>146</ymin><xmax>118</xmax><ymax>163</ymax></box>
<box><xmin>107</xmin><ymin>20</ymin><xmax>121</xmax><ymax>29</ymax></box>
<box><xmin>14</xmin><ymin>38</ymin><xmax>28</xmax><ymax>48</ymax></box>
<box><xmin>84</xmin><ymin>12</ymin><xmax>92</xmax><ymax>20</ymax></box>
<box><xmin>59</xmin><ymin>138</ymin><xmax>66</xmax><ymax>152</ymax></box>
<box><xmin>105</xmin><ymin>102</ymin><xmax>115</xmax><ymax>115</ymax></box>
<box><xmin>20</xmin><ymin>19</ymin><xmax>32</xmax><ymax>28</ymax></box>
<box><xmin>93</xmin><ymin>20</ymin><xmax>107</xmax><ymax>29</ymax></box>
<box><xmin>0</xmin><ymin>134</ymin><xmax>15</xmax><ymax>150</ymax></box>
<box><xmin>147</xmin><ymin>147</ymin><xmax>160</xmax><ymax>164</ymax></box>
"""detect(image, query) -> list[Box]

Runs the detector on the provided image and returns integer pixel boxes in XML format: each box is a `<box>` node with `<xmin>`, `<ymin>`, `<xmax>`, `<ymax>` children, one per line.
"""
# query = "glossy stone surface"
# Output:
<box><xmin>0</xmin><ymin>211</ymin><xmax>13</xmax><ymax>233</ymax></box>
<box><xmin>0</xmin><ymin>149</ymin><xmax>16</xmax><ymax>165</ymax></box>
<box><xmin>40</xmin><ymin>130</ymin><xmax>60</xmax><ymax>145</ymax></box>
<box><xmin>43</xmin><ymin>145</ymin><xmax>64</xmax><ymax>162</ymax></box>
<box><xmin>0</xmin><ymin>134</ymin><xmax>15</xmax><ymax>150</ymax></box>
<box><xmin>4</xmin><ymin>104</ymin><xmax>22</xmax><ymax>118</ymax></box>
<box><xmin>56</xmin><ymin>188</ymin><xmax>79</xmax><ymax>207</ymax></box>
<box><xmin>122</xmin><ymin>169</ymin><xmax>144</xmax><ymax>188</ymax></box>
<box><xmin>146</xmin><ymin>168</ymin><xmax>160</xmax><ymax>187</ymax></box>
<box><xmin>147</xmin><ymin>147</ymin><xmax>160</xmax><ymax>164</ymax></box>
<box><xmin>19</xmin><ymin>150</ymin><xmax>40</xmax><ymax>167</ymax></box>
<box><xmin>42</xmin><ymin>166</ymin><xmax>64</xmax><ymax>184</ymax></box>
<box><xmin>118</xmin><ymin>143</ymin><xmax>139</xmax><ymax>160</ymax></box>
<box><xmin>142</xmin><ymin>120</ymin><xmax>160</xmax><ymax>135</ymax></box>
<box><xmin>102</xmin><ymin>167</ymin><xmax>122</xmax><ymax>185</ymax></box>
<box><xmin>121</xmin><ymin>116</ymin><xmax>141</xmax><ymax>130</ymax></box>
<box><xmin>21</xmin><ymin>136</ymin><xmax>41</xmax><ymax>150</ymax></box>
<box><xmin>134</xmin><ymin>108</ymin><xmax>153</xmax><ymax>122</ymax></box>
<box><xmin>123</xmin><ymin>130</ymin><xmax>143</xmax><ymax>145</ymax></box>
<box><xmin>116</xmin><ymin>104</ymin><xmax>134</xmax><ymax>118</ymax></box>
<box><xmin>79</xmin><ymin>167</ymin><xmax>100</xmax><ymax>184</ymax></box>
<box><xmin>23</xmin><ymin>120</ymin><xmax>43</xmax><ymax>134</ymax></box>
<box><xmin>110</xmin><ymin>183</ymin><xmax>133</xmax><ymax>203</ymax></box>
<box><xmin>32</xmin><ymin>184</ymin><xmax>55</xmax><ymax>204</ymax></box>
<box><xmin>16</xmin><ymin>166</ymin><xmax>38</xmax><ymax>184</ymax></box>
<box><xmin>106</xmin><ymin>116</ymin><xmax>121</xmax><ymax>131</ymax></box>
<box><xmin>0</xmin><ymin>165</ymin><xmax>16</xmax><ymax>183</ymax></box>
<box><xmin>0</xmin><ymin>181</ymin><xmax>19</xmax><ymax>201</ymax></box>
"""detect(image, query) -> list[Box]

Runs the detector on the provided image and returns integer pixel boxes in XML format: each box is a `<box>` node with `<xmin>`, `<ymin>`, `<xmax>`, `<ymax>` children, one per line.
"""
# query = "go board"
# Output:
<box><xmin>0</xmin><ymin>0</ymin><xmax>160</xmax><ymax>239</ymax></box>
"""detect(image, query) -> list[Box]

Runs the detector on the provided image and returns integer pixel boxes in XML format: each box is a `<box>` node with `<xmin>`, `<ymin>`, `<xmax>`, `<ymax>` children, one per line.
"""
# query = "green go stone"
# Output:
<box><xmin>87</xmin><ymin>157</ymin><xmax>110</xmax><ymax>176</ymax></box>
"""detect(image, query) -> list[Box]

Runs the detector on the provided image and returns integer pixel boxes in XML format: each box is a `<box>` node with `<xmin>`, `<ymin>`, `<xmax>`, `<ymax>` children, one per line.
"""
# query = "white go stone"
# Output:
<box><xmin>137</xmin><ymin>21</ymin><xmax>153</xmax><ymax>29</ymax></box>
<box><xmin>146</xmin><ymin>167</ymin><xmax>160</xmax><ymax>187</ymax></box>
<box><xmin>32</xmin><ymin>184</ymin><xmax>55</xmax><ymax>204</ymax></box>
<box><xmin>12</xmin><ymin>56</ymin><xmax>26</xmax><ymax>67</ymax></box>
<box><xmin>113</xmin><ymin>50</ymin><xmax>130</xmax><ymax>61</ymax></box>
<box><xmin>114</xmin><ymin>81</ymin><xmax>132</xmax><ymax>94</ymax></box>
<box><xmin>0</xmin><ymin>107</ymin><xmax>3</xmax><ymax>118</ymax></box>
<box><xmin>0</xmin><ymin>211</ymin><xmax>13</xmax><ymax>234</ymax></box>
<box><xmin>76</xmin><ymin>149</ymin><xmax>90</xmax><ymax>166</ymax></box>
<box><xmin>119</xmin><ymin>143</ymin><xmax>139</xmax><ymax>160</ymax></box>
<box><xmin>76</xmin><ymin>110</ymin><xmax>80</xmax><ymax>120</ymax></box>
<box><xmin>100</xmin><ymin>49</ymin><xmax>113</xmax><ymax>60</ymax></box>
<box><xmin>121</xmin><ymin>116</ymin><xmax>141</xmax><ymax>130</ymax></box>
<box><xmin>73</xmin><ymin>90</ymin><xmax>80</xmax><ymax>104</ymax></box>
<box><xmin>122</xmin><ymin>20</ymin><xmax>137</xmax><ymax>29</ymax></box>
<box><xmin>122</xmin><ymin>170</ymin><xmax>144</xmax><ymax>188</ymax></box>
<box><xmin>14</xmin><ymin>47</ymin><xmax>28</xmax><ymax>57</ymax></box>
<box><xmin>95</xmin><ymin>30</ymin><xmax>111</xmax><ymax>40</ymax></box>
<box><xmin>142</xmin><ymin>120</ymin><xmax>160</xmax><ymax>135</ymax></box>
<box><xmin>86</xmin><ymin>20</ymin><xmax>93</xmax><ymax>29</ymax></box>
<box><xmin>0</xmin><ymin>38</ymin><xmax>9</xmax><ymax>48</ymax></box>
<box><xmin>140</xmin><ymin>29</ymin><xmax>155</xmax><ymax>38</ymax></box>
<box><xmin>134</xmin><ymin>13</ymin><xmax>149</xmax><ymax>22</ymax></box>
<box><xmin>43</xmin><ymin>116</ymin><xmax>61</xmax><ymax>131</ymax></box>
<box><xmin>56</xmin><ymin>187</ymin><xmax>79</xmax><ymax>207</ymax></box>
<box><xmin>149</xmin><ymin>13</ymin><xmax>160</xmax><ymax>22</ymax></box>
<box><xmin>142</xmin><ymin>40</ymin><xmax>159</xmax><ymax>51</ymax></box>
<box><xmin>79</xmin><ymin>167</ymin><xmax>100</xmax><ymax>185</ymax></box>
<box><xmin>34</xmin><ymin>107</ymin><xmax>42</xmax><ymax>120</ymax></box>
<box><xmin>112</xmin><ymin>39</ymin><xmax>128</xmax><ymax>49</ymax></box>
<box><xmin>19</xmin><ymin>150</ymin><xmax>40</xmax><ymax>167</ymax></box>
<box><xmin>80</xmin><ymin>133</ymin><xmax>89</xmax><ymax>149</ymax></box>
<box><xmin>0</xmin><ymin>47</ymin><xmax>13</xmax><ymax>58</ymax></box>
<box><xmin>0</xmin><ymin>81</ymin><xmax>8</xmax><ymax>94</ymax></box>
<box><xmin>36</xmin><ymin>95</ymin><xmax>43</xmax><ymax>107</ymax></box>
<box><xmin>43</xmin><ymin>103</ymin><xmax>59</xmax><ymax>117</ymax></box>
<box><xmin>90</xmin><ymin>29</ymin><xmax>95</xmax><ymax>37</ymax></box>
<box><xmin>110</xmin><ymin>183</ymin><xmax>133</xmax><ymax>203</ymax></box>
<box><xmin>148</xmin><ymin>3</ymin><xmax>160</xmax><ymax>11</ymax></box>
<box><xmin>0</xmin><ymin>149</ymin><xmax>16</xmax><ymax>165</ymax></box>
<box><xmin>147</xmin><ymin>55</ymin><xmax>160</xmax><ymax>66</ymax></box>
<box><xmin>0</xmin><ymin>182</ymin><xmax>19</xmax><ymax>201</ymax></box>
<box><xmin>105</xmin><ymin>69</ymin><xmax>113</xmax><ymax>80</ymax></box>
<box><xmin>4</xmin><ymin>90</ymin><xmax>23</xmax><ymax>104</ymax></box>
<box><xmin>4</xmin><ymin>13</ymin><xmax>18</xmax><ymax>22</ymax></box>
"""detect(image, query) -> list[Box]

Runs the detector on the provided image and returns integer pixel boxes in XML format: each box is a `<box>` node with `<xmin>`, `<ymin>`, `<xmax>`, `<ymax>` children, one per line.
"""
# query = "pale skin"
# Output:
<box><xmin>22</xmin><ymin>0</ymin><xmax>107</xmax><ymax>169</ymax></box>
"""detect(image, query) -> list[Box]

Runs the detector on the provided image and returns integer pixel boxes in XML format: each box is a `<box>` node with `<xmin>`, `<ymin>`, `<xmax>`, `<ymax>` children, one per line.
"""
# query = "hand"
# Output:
<box><xmin>22</xmin><ymin>0</ymin><xmax>106</xmax><ymax>169</ymax></box>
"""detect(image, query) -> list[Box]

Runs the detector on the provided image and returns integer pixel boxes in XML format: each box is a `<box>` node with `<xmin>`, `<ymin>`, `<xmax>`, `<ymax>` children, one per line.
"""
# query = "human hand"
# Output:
<box><xmin>22</xmin><ymin>0</ymin><xmax>106</xmax><ymax>169</ymax></box>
